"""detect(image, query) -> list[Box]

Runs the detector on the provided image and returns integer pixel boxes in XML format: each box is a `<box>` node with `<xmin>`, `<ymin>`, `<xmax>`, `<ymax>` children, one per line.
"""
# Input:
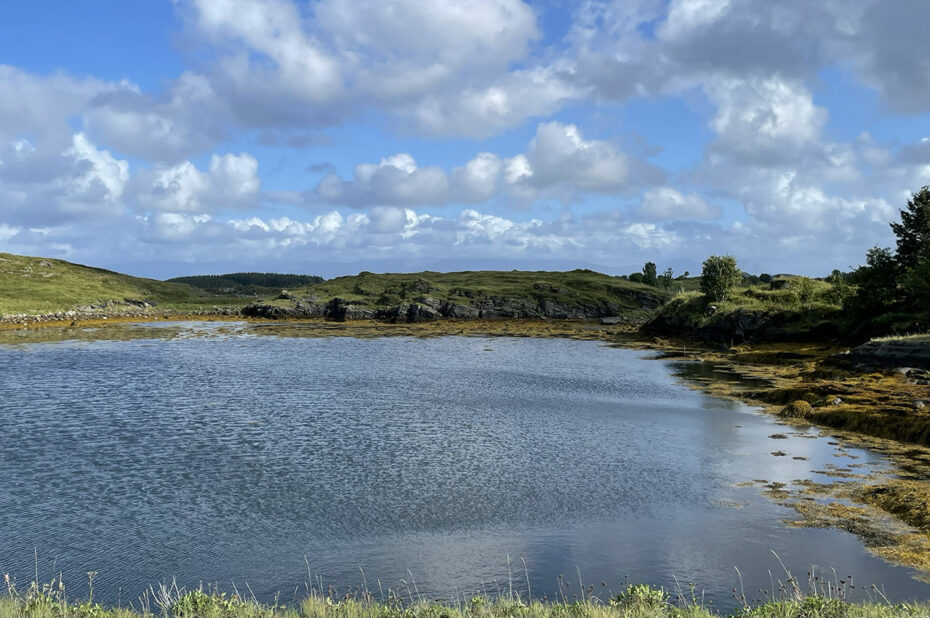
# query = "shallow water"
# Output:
<box><xmin>0</xmin><ymin>322</ymin><xmax>927</xmax><ymax>608</ymax></box>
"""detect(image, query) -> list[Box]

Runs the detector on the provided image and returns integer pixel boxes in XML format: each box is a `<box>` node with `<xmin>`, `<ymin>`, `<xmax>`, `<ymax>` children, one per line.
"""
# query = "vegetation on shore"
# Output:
<box><xmin>1</xmin><ymin>576</ymin><xmax>925</xmax><ymax>618</ymax></box>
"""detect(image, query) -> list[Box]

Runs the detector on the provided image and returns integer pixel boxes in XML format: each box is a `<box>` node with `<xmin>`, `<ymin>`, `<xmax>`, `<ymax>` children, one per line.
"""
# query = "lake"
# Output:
<box><xmin>0</xmin><ymin>321</ymin><xmax>927</xmax><ymax>609</ymax></box>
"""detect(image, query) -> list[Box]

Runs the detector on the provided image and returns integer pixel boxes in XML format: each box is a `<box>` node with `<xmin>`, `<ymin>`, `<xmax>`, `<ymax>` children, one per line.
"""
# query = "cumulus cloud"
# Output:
<box><xmin>132</xmin><ymin>153</ymin><xmax>260</xmax><ymax>213</ymax></box>
<box><xmin>638</xmin><ymin>188</ymin><xmax>721</xmax><ymax>220</ymax></box>
<box><xmin>312</xmin><ymin>121</ymin><xmax>661</xmax><ymax>208</ymax></box>
<box><xmin>0</xmin><ymin>133</ymin><xmax>129</xmax><ymax>226</ymax></box>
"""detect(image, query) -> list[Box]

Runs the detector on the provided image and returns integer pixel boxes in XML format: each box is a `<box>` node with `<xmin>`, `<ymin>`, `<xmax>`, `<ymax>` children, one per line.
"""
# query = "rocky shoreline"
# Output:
<box><xmin>0</xmin><ymin>300</ymin><xmax>241</xmax><ymax>326</ymax></box>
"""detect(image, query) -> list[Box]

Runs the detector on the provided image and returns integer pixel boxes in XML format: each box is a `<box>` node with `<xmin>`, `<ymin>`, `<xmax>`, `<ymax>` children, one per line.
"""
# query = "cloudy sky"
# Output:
<box><xmin>2</xmin><ymin>0</ymin><xmax>930</xmax><ymax>279</ymax></box>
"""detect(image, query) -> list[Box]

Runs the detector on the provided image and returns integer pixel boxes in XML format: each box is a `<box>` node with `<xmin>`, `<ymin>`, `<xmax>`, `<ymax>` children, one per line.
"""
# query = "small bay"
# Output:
<box><xmin>0</xmin><ymin>322</ymin><xmax>926</xmax><ymax>609</ymax></box>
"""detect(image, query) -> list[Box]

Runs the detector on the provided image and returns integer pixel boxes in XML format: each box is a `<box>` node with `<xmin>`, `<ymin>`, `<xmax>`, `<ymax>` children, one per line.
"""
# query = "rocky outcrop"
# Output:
<box><xmin>240</xmin><ymin>289</ymin><xmax>666</xmax><ymax>324</ymax></box>
<box><xmin>843</xmin><ymin>339</ymin><xmax>930</xmax><ymax>370</ymax></box>
<box><xmin>644</xmin><ymin>305</ymin><xmax>841</xmax><ymax>344</ymax></box>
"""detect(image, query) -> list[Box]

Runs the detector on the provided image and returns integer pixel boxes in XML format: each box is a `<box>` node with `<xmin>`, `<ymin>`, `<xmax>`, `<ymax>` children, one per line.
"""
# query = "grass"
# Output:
<box><xmin>1</xmin><ymin>574</ymin><xmax>926</xmax><ymax>618</ymax></box>
<box><xmin>0</xmin><ymin>253</ymin><xmax>253</xmax><ymax>316</ymax></box>
<box><xmin>646</xmin><ymin>278</ymin><xmax>846</xmax><ymax>341</ymax></box>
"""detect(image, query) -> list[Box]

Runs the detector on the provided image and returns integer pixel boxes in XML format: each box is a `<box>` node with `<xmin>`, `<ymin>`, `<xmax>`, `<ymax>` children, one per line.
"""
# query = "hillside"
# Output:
<box><xmin>643</xmin><ymin>276</ymin><xmax>846</xmax><ymax>342</ymax></box>
<box><xmin>242</xmin><ymin>269</ymin><xmax>670</xmax><ymax>322</ymax></box>
<box><xmin>0</xmin><ymin>253</ymin><xmax>243</xmax><ymax>318</ymax></box>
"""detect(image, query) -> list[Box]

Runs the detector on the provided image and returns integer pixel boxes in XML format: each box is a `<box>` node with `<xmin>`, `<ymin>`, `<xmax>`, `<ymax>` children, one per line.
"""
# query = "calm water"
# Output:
<box><xmin>0</xmin><ymin>322</ymin><xmax>928</xmax><ymax>608</ymax></box>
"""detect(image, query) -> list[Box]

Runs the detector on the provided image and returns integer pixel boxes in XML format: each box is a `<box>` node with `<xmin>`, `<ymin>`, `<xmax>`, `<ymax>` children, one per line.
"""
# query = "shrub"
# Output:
<box><xmin>700</xmin><ymin>255</ymin><xmax>741</xmax><ymax>302</ymax></box>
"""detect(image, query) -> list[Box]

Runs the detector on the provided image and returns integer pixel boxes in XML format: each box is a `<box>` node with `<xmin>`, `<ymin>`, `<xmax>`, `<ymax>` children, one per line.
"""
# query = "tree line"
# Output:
<box><xmin>169</xmin><ymin>272</ymin><xmax>325</xmax><ymax>292</ymax></box>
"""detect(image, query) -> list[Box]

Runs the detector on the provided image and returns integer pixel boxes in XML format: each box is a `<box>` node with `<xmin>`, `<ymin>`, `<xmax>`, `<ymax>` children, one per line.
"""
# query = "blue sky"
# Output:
<box><xmin>1</xmin><ymin>0</ymin><xmax>929</xmax><ymax>279</ymax></box>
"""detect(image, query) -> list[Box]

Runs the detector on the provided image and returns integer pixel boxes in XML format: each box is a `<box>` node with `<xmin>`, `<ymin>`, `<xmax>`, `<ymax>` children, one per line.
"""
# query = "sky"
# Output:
<box><xmin>2</xmin><ymin>0</ymin><xmax>930</xmax><ymax>279</ymax></box>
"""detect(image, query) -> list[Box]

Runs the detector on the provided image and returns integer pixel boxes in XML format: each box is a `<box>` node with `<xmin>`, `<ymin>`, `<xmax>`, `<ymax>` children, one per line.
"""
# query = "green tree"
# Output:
<box><xmin>658</xmin><ymin>267</ymin><xmax>674</xmax><ymax>290</ymax></box>
<box><xmin>700</xmin><ymin>255</ymin><xmax>741</xmax><ymax>302</ymax></box>
<box><xmin>789</xmin><ymin>276</ymin><xmax>816</xmax><ymax>307</ymax></box>
<box><xmin>891</xmin><ymin>186</ymin><xmax>930</xmax><ymax>271</ymax></box>
<box><xmin>847</xmin><ymin>246</ymin><xmax>899</xmax><ymax>317</ymax></box>
<box><xmin>642</xmin><ymin>262</ymin><xmax>658</xmax><ymax>287</ymax></box>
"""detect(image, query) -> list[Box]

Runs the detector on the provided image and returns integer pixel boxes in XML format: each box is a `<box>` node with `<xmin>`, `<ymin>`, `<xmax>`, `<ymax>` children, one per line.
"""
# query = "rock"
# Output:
<box><xmin>533</xmin><ymin>282</ymin><xmax>563</xmax><ymax>293</ymax></box>
<box><xmin>915</xmin><ymin>400</ymin><xmax>927</xmax><ymax>411</ymax></box>
<box><xmin>780</xmin><ymin>400</ymin><xmax>814</xmax><ymax>419</ymax></box>
<box><xmin>830</xmin><ymin>397</ymin><xmax>843</xmax><ymax>406</ymax></box>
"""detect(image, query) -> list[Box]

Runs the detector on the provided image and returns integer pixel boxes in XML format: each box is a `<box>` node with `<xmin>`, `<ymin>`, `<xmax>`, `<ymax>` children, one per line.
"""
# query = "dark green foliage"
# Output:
<box><xmin>642</xmin><ymin>262</ymin><xmax>658</xmax><ymax>287</ymax></box>
<box><xmin>891</xmin><ymin>185</ymin><xmax>930</xmax><ymax>271</ymax></box>
<box><xmin>628</xmin><ymin>272</ymin><xmax>646</xmax><ymax>284</ymax></box>
<box><xmin>658</xmin><ymin>267</ymin><xmax>674</xmax><ymax>290</ymax></box>
<box><xmin>168</xmin><ymin>272</ymin><xmax>324</xmax><ymax>292</ymax></box>
<box><xmin>842</xmin><ymin>187</ymin><xmax>930</xmax><ymax>336</ymax></box>
<box><xmin>700</xmin><ymin>255</ymin><xmax>741</xmax><ymax>302</ymax></box>
<box><xmin>759</xmin><ymin>273</ymin><xmax>772</xmax><ymax>284</ymax></box>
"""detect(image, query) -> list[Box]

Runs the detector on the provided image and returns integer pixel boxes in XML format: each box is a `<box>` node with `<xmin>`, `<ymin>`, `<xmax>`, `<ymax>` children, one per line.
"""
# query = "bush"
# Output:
<box><xmin>700</xmin><ymin>255</ymin><xmax>741</xmax><ymax>302</ymax></box>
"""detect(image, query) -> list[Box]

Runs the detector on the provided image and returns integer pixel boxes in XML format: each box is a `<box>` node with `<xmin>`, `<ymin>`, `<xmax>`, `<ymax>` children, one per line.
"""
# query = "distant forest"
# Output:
<box><xmin>168</xmin><ymin>272</ymin><xmax>324</xmax><ymax>292</ymax></box>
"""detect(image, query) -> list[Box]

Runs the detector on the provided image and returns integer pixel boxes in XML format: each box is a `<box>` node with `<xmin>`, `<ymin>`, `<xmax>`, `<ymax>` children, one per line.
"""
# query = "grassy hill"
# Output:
<box><xmin>0</xmin><ymin>253</ymin><xmax>243</xmax><ymax>316</ymax></box>
<box><xmin>244</xmin><ymin>269</ymin><xmax>671</xmax><ymax>321</ymax></box>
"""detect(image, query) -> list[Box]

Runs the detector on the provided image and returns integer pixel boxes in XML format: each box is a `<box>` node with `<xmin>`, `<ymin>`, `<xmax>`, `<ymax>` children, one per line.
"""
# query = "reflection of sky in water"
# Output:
<box><xmin>0</xmin><ymin>324</ymin><xmax>926</xmax><ymax>609</ymax></box>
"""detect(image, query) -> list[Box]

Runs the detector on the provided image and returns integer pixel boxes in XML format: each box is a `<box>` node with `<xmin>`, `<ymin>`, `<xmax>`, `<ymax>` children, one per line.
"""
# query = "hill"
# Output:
<box><xmin>0</xmin><ymin>253</ymin><xmax>243</xmax><ymax>318</ymax></box>
<box><xmin>0</xmin><ymin>254</ymin><xmax>671</xmax><ymax>324</ymax></box>
<box><xmin>241</xmin><ymin>269</ymin><xmax>670</xmax><ymax>322</ymax></box>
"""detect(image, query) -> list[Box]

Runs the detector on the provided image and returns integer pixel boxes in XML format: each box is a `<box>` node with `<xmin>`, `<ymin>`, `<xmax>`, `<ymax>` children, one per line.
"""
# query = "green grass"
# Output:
<box><xmin>0</xmin><ymin>253</ymin><xmax>248</xmax><ymax>316</ymax></box>
<box><xmin>1</xmin><ymin>577</ymin><xmax>926</xmax><ymax>618</ymax></box>
<box><xmin>274</xmin><ymin>269</ymin><xmax>669</xmax><ymax>315</ymax></box>
<box><xmin>647</xmin><ymin>277</ymin><xmax>846</xmax><ymax>340</ymax></box>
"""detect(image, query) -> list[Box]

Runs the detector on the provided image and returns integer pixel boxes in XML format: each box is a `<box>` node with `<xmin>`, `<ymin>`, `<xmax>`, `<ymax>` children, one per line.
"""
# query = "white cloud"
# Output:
<box><xmin>315</xmin><ymin>154</ymin><xmax>449</xmax><ymax>207</ymax></box>
<box><xmin>312</xmin><ymin>121</ymin><xmax>660</xmax><ymax>208</ymax></box>
<box><xmin>705</xmin><ymin>76</ymin><xmax>827</xmax><ymax>161</ymax></box>
<box><xmin>133</xmin><ymin>153</ymin><xmax>260</xmax><ymax>213</ymax></box>
<box><xmin>638</xmin><ymin>187</ymin><xmax>721</xmax><ymax>220</ymax></box>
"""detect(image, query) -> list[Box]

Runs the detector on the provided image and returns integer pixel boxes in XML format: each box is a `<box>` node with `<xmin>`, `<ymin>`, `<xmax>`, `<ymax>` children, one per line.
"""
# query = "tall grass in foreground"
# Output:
<box><xmin>2</xmin><ymin>570</ymin><xmax>929</xmax><ymax>618</ymax></box>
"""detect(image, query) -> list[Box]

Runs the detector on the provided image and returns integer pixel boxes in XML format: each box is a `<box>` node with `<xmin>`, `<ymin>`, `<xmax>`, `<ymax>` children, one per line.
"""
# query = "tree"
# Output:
<box><xmin>658</xmin><ymin>267</ymin><xmax>674</xmax><ymax>290</ymax></box>
<box><xmin>847</xmin><ymin>246</ymin><xmax>899</xmax><ymax>317</ymax></box>
<box><xmin>628</xmin><ymin>272</ymin><xmax>646</xmax><ymax>284</ymax></box>
<box><xmin>642</xmin><ymin>262</ymin><xmax>658</xmax><ymax>287</ymax></box>
<box><xmin>700</xmin><ymin>255</ymin><xmax>741</xmax><ymax>302</ymax></box>
<box><xmin>891</xmin><ymin>186</ymin><xmax>930</xmax><ymax>271</ymax></box>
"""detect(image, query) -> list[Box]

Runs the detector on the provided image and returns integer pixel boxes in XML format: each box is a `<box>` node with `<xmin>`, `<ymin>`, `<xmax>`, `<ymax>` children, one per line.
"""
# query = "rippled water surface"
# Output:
<box><xmin>1</xmin><ymin>322</ymin><xmax>927</xmax><ymax>607</ymax></box>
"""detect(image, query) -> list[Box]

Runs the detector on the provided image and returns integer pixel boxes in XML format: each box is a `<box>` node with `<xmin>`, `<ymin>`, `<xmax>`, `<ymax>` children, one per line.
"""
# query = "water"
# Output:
<box><xmin>0</xmin><ymin>322</ymin><xmax>927</xmax><ymax>608</ymax></box>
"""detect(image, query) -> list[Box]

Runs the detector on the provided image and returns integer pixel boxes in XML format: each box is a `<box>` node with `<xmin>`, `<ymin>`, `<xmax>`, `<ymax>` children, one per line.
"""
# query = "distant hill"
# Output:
<box><xmin>167</xmin><ymin>272</ymin><xmax>324</xmax><ymax>294</ymax></box>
